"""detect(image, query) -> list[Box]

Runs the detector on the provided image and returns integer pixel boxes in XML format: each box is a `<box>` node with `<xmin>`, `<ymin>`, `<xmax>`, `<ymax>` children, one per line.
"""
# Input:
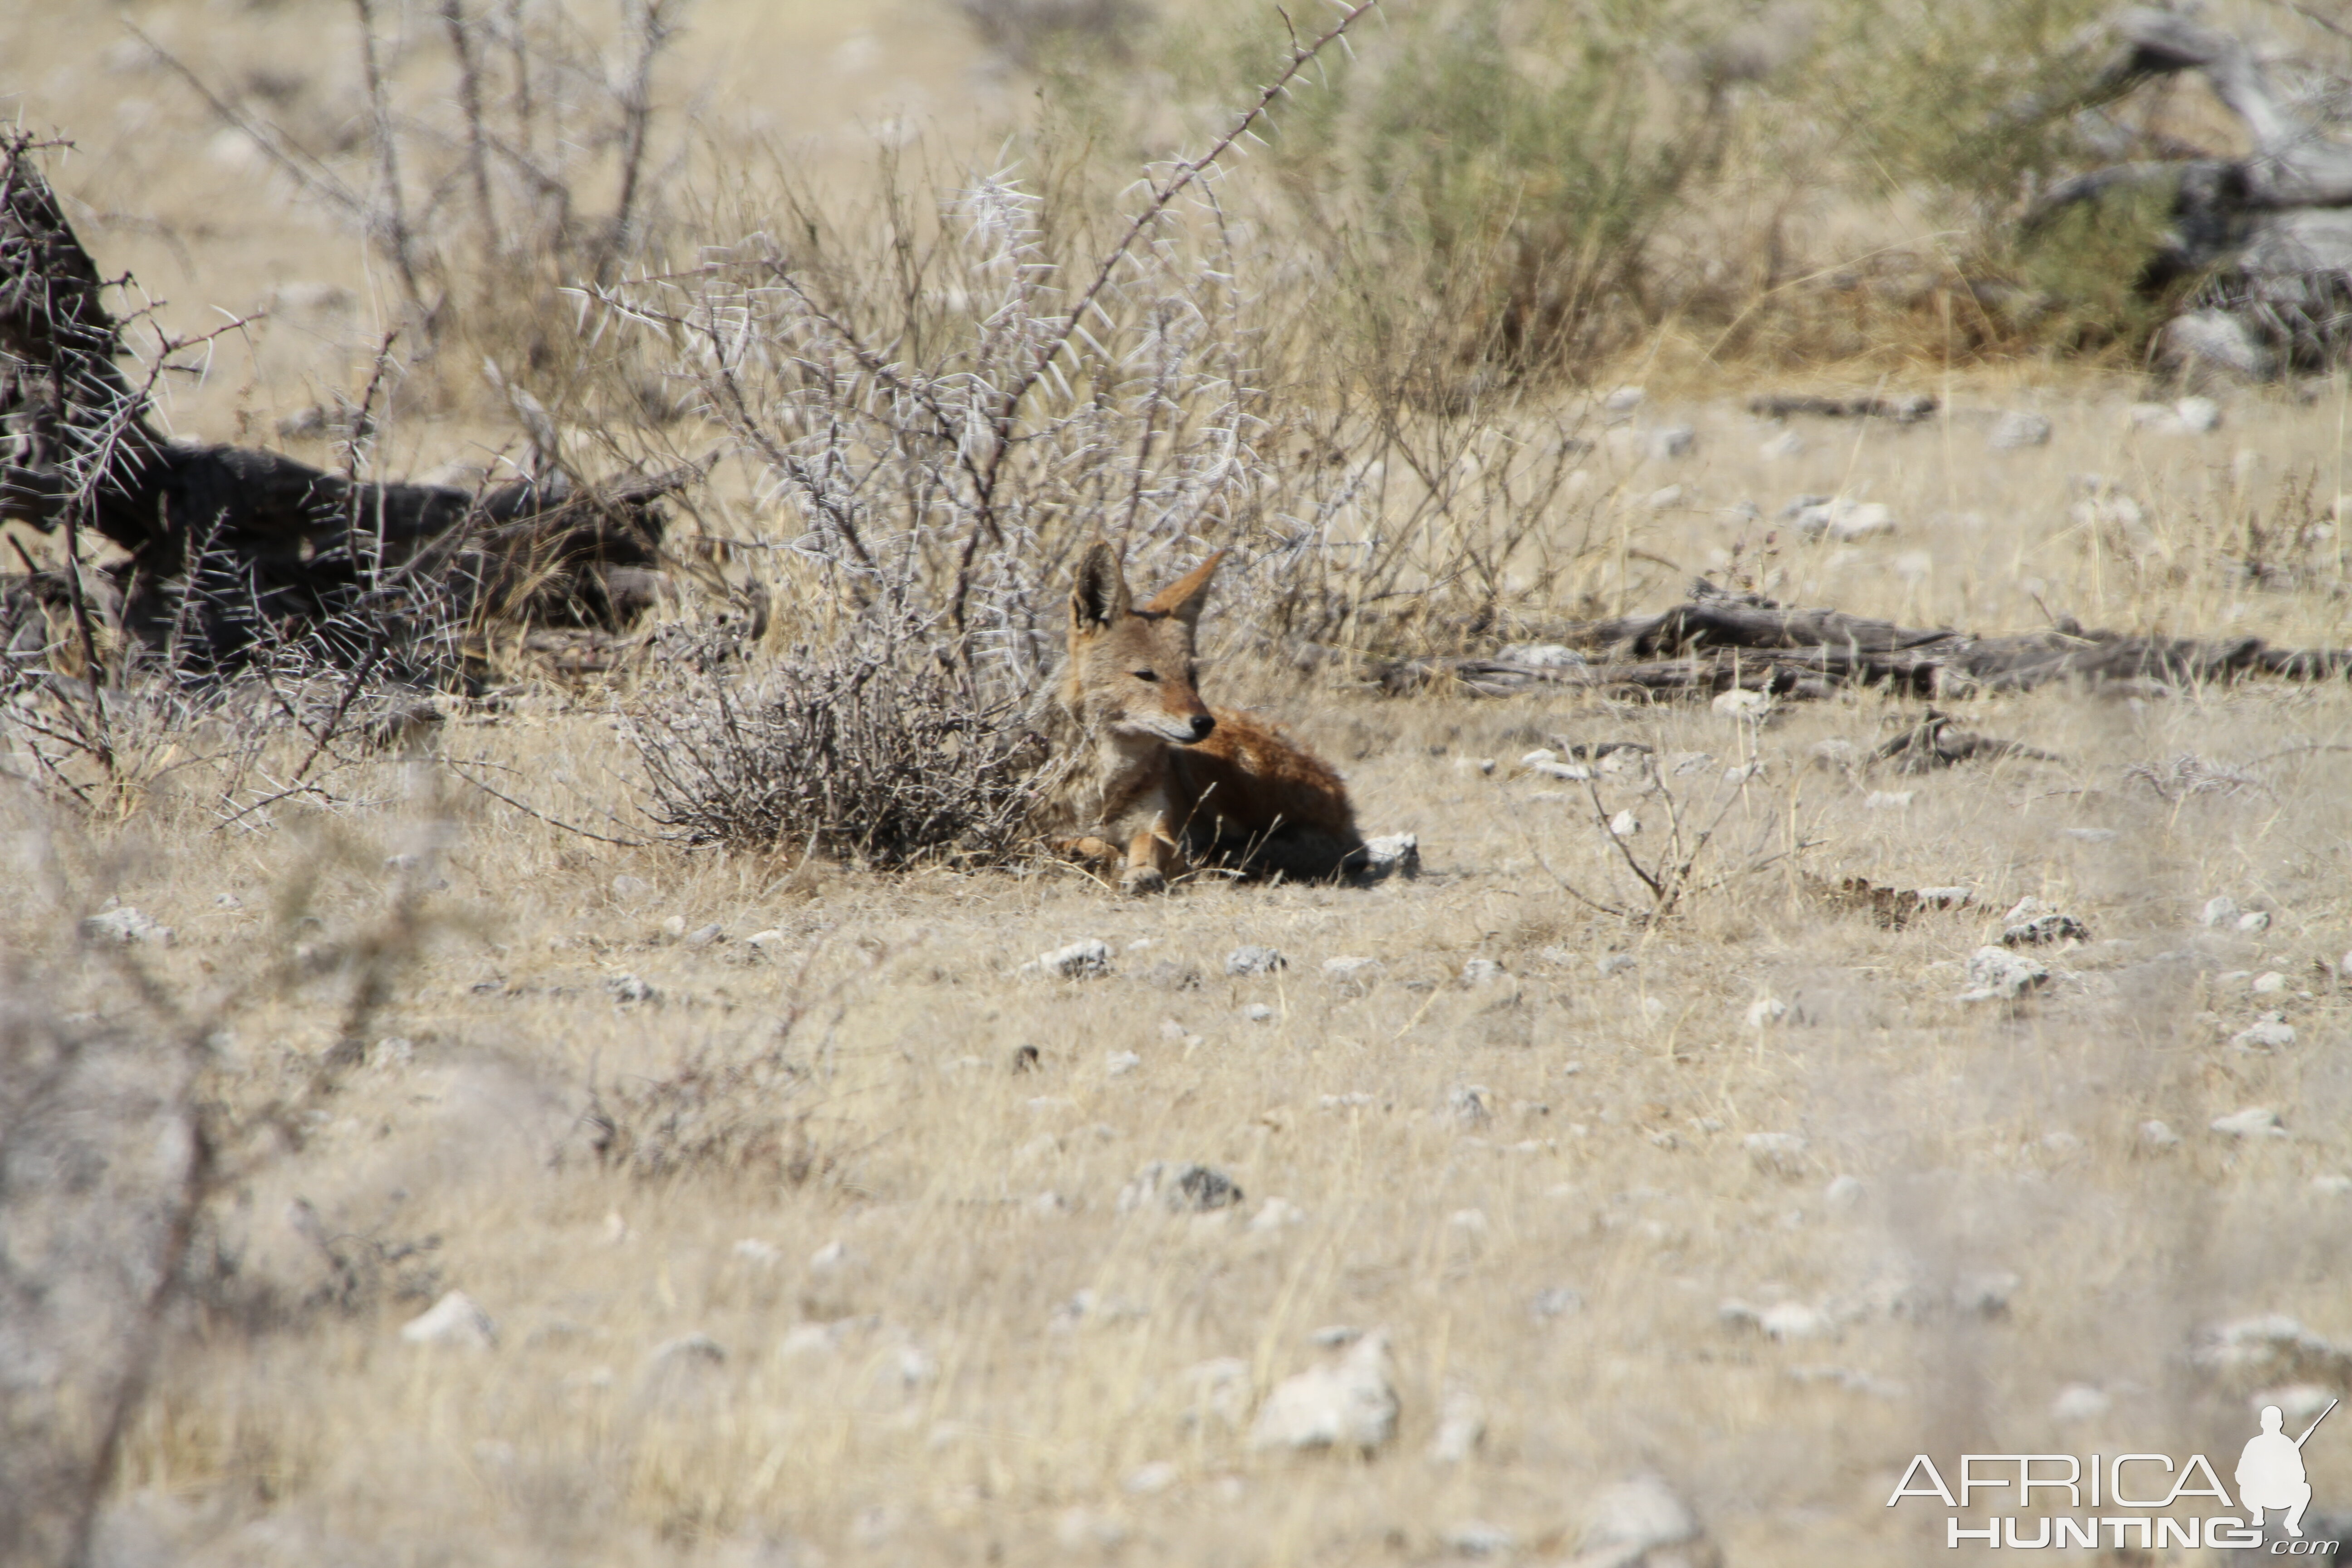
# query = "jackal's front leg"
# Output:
<box><xmin>1121</xmin><ymin>813</ymin><xmax>1179</xmax><ymax>895</ymax></box>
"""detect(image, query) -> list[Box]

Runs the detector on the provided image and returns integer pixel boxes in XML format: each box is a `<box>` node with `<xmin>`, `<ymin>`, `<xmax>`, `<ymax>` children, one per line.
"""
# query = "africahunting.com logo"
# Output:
<box><xmin>1888</xmin><ymin>1399</ymin><xmax>2337</xmax><ymax>1551</ymax></box>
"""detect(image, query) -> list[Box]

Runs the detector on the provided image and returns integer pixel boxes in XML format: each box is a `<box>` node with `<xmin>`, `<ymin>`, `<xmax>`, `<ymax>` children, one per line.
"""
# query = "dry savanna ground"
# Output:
<box><xmin>6</xmin><ymin>3</ymin><xmax>2352</xmax><ymax>1567</ymax></box>
<box><xmin>7</xmin><ymin>387</ymin><xmax>2352</xmax><ymax>1567</ymax></box>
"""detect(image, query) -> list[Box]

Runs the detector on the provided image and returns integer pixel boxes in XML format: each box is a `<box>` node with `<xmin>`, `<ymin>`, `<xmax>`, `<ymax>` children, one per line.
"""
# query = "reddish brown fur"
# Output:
<box><xmin>1037</xmin><ymin>542</ymin><xmax>1362</xmax><ymax>893</ymax></box>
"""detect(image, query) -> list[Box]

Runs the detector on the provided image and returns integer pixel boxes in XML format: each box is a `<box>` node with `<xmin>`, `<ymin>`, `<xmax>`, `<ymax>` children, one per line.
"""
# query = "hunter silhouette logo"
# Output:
<box><xmin>1887</xmin><ymin>1397</ymin><xmax>2340</xmax><ymax>1550</ymax></box>
<box><xmin>2240</xmin><ymin>1399</ymin><xmax>2336</xmax><ymax>1539</ymax></box>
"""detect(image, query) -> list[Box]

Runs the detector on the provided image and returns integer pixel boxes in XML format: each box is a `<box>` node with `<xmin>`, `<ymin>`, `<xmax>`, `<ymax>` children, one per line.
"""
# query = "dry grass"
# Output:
<box><xmin>6</xmin><ymin>3</ymin><xmax>2352</xmax><ymax>1566</ymax></box>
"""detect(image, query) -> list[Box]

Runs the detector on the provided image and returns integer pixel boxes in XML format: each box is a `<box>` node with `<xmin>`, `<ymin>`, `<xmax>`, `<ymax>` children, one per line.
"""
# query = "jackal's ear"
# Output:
<box><xmin>1142</xmin><ymin>549</ymin><xmax>1225</xmax><ymax>629</ymax></box>
<box><xmin>1070</xmin><ymin>541</ymin><xmax>1132</xmax><ymax>633</ymax></box>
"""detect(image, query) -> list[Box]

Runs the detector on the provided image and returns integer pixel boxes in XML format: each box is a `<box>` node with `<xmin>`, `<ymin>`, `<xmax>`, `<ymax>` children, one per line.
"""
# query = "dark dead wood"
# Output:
<box><xmin>1</xmin><ymin>133</ymin><xmax>696</xmax><ymax>677</ymax></box>
<box><xmin>1872</xmin><ymin>709</ymin><xmax>2063</xmax><ymax>773</ymax></box>
<box><xmin>1746</xmin><ymin>393</ymin><xmax>1937</xmax><ymax>423</ymax></box>
<box><xmin>1370</xmin><ymin>581</ymin><xmax>2352</xmax><ymax>702</ymax></box>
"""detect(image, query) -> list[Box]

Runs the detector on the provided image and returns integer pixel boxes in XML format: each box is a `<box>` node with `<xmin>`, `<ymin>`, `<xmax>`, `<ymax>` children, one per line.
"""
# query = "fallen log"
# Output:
<box><xmin>0</xmin><ymin>131</ymin><xmax>691</xmax><ymax>677</ymax></box>
<box><xmin>1372</xmin><ymin>580</ymin><xmax>2352</xmax><ymax>701</ymax></box>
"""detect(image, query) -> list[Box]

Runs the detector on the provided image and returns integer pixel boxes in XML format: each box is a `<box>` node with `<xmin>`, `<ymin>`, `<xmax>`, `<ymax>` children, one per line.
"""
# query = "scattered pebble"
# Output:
<box><xmin>1030</xmin><ymin>939</ymin><xmax>1113</xmax><ymax>979</ymax></box>
<box><xmin>606</xmin><ymin>974</ymin><xmax>656</xmax><ymax>1004</ymax></box>
<box><xmin>1323</xmin><ymin>956</ymin><xmax>1382</xmax><ymax>994</ymax></box>
<box><xmin>661</xmin><ymin>915</ymin><xmax>686</xmax><ymax>939</ymax></box>
<box><xmin>2001</xmin><ymin>898</ymin><xmax>2090</xmax><ymax>946</ymax></box>
<box><xmin>2051</xmin><ymin>1383</ymin><xmax>2110</xmax><ymax>1422</ymax></box>
<box><xmin>400</xmin><ymin>1290</ymin><xmax>497</xmax><ymax>1349</ymax></box>
<box><xmin>1577</xmin><ymin>1474</ymin><xmax>1713</xmax><ymax>1568</ymax></box>
<box><xmin>1427</xmin><ymin>1385</ymin><xmax>1487</xmax><ymax>1465</ymax></box>
<box><xmin>1533</xmin><ymin>1287</ymin><xmax>1584</xmax><ymax>1319</ymax></box>
<box><xmin>610</xmin><ymin>874</ymin><xmax>651</xmax><ymax>902</ymax></box>
<box><xmin>2200</xmin><ymin>895</ymin><xmax>2241</xmax><ymax>928</ymax></box>
<box><xmin>2232</xmin><ymin>1013</ymin><xmax>2296</xmax><ymax>1050</ymax></box>
<box><xmin>2251</xmin><ymin>970</ymin><xmax>2287</xmax><ymax>995</ymax></box>
<box><xmin>1953</xmin><ymin>1271</ymin><xmax>2019</xmax><ymax>1317</ymax></box>
<box><xmin>1647</xmin><ymin>484</ymin><xmax>1686</xmax><ymax>510</ymax></box>
<box><xmin>213</xmin><ymin>892</ymin><xmax>244</xmax><ymax>908</ymax></box>
<box><xmin>1118</xmin><ymin>1161</ymin><xmax>1245</xmax><ymax>1214</ymax></box>
<box><xmin>1794</xmin><ymin>498</ymin><xmax>1896</xmax><ymax>542</ymax></box>
<box><xmin>1441</xmin><ymin>1520</ymin><xmax>1513</xmax><ymax>1557</ymax></box>
<box><xmin>1959</xmin><ymin>946</ymin><xmax>2048</xmax><ymax>1003</ymax></box>
<box><xmin>2313</xmin><ymin>1175</ymin><xmax>2352</xmax><ymax>1196</ymax></box>
<box><xmin>1597</xmin><ymin>953</ymin><xmax>1638</xmax><ymax>976</ymax></box>
<box><xmin>1744</xmin><ymin>1131</ymin><xmax>1808</xmax><ymax>1174</ymax></box>
<box><xmin>1652</xmin><ymin>425</ymin><xmax>1695</xmax><ymax>459</ymax></box>
<box><xmin>1864</xmin><ymin>790</ymin><xmax>1913</xmax><ymax>811</ymax></box>
<box><xmin>1989</xmin><ymin>411</ymin><xmax>2053</xmax><ymax>450</ymax></box>
<box><xmin>683</xmin><ymin>922</ymin><xmax>723</xmax><ymax>949</ymax></box>
<box><xmin>1824</xmin><ymin>1174</ymin><xmax>1864</xmax><ymax>1210</ymax></box>
<box><xmin>808</xmin><ymin>1240</ymin><xmax>849</xmax><ymax>1272</ymax></box>
<box><xmin>1248</xmin><ymin>1330</ymin><xmax>1399</xmax><ymax>1453</ymax></box>
<box><xmin>1449</xmin><ymin>1085</ymin><xmax>1494</xmax><ymax>1127</ymax></box>
<box><xmin>1604</xmin><ymin>385</ymin><xmax>1646</xmax><ymax>413</ymax></box>
<box><xmin>1122</xmin><ymin>1461</ymin><xmax>1179</xmax><ymax>1496</ymax></box>
<box><xmin>1759</xmin><ymin>430</ymin><xmax>1805</xmax><ymax>459</ymax></box>
<box><xmin>1225</xmin><ymin>945</ymin><xmax>1287</xmax><ymax>976</ymax></box>
<box><xmin>1608</xmin><ymin>808</ymin><xmax>1642</xmax><ymax>838</ymax></box>
<box><xmin>1243</xmin><ymin>1003</ymin><xmax>1276</xmax><ymax>1024</ymax></box>
<box><xmin>731</xmin><ymin>1239</ymin><xmax>782</xmax><ymax>1267</ymax></box>
<box><xmin>2176</xmin><ymin>395</ymin><xmax>2222</xmax><ymax>432</ymax></box>
<box><xmin>2060</xmin><ymin>827</ymin><xmax>2118</xmax><ymax>843</ymax></box>
<box><xmin>1712</xmin><ymin>689</ymin><xmax>1771</xmax><ymax>720</ymax></box>
<box><xmin>745</xmin><ymin>929</ymin><xmax>786</xmax><ymax>954</ymax></box>
<box><xmin>2210</xmin><ymin>1106</ymin><xmax>2284</xmax><ymax>1139</ymax></box>
<box><xmin>1460</xmin><ymin>957</ymin><xmax>1504</xmax><ymax>985</ymax></box>
<box><xmin>1248</xmin><ymin>1197</ymin><xmax>1306</xmax><ymax>1231</ymax></box>
<box><xmin>2239</xmin><ymin>910</ymin><xmax>2272</xmax><ymax>934</ymax></box>
<box><xmin>80</xmin><ymin>907</ymin><xmax>172</xmax><ymax>946</ymax></box>
<box><xmin>1106</xmin><ymin>1050</ymin><xmax>1142</xmax><ymax>1077</ymax></box>
<box><xmin>2139</xmin><ymin>1120</ymin><xmax>2182</xmax><ymax>1149</ymax></box>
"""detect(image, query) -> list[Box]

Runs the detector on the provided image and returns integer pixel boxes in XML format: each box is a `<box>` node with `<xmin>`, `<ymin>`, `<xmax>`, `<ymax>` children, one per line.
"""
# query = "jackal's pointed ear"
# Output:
<box><xmin>1142</xmin><ymin>549</ymin><xmax>1225</xmax><ymax>629</ymax></box>
<box><xmin>1070</xmin><ymin>541</ymin><xmax>1132</xmax><ymax>634</ymax></box>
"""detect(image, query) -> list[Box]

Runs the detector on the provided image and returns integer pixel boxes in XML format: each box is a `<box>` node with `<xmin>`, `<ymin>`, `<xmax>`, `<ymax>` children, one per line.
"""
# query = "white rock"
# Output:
<box><xmin>778</xmin><ymin>1322</ymin><xmax>842</xmax><ymax>1359</ymax></box>
<box><xmin>1243</xmin><ymin>1003</ymin><xmax>1276</xmax><ymax>1024</ymax></box>
<box><xmin>1744</xmin><ymin>997</ymin><xmax>1787</xmax><ymax>1028</ymax></box>
<box><xmin>2161</xmin><ymin>310</ymin><xmax>2274</xmax><ymax>381</ymax></box>
<box><xmin>2341</xmin><ymin>950</ymin><xmax>2352</xmax><ymax>979</ymax></box>
<box><xmin>661</xmin><ymin>915</ymin><xmax>686</xmax><ymax>939</ymax></box>
<box><xmin>609</xmin><ymin>874</ymin><xmax>651</xmax><ymax>901</ymax></box>
<box><xmin>1249</xmin><ymin>1197</ymin><xmax>1307</xmax><ymax>1231</ymax></box>
<box><xmin>2211</xmin><ymin>1106</ymin><xmax>2284</xmax><ymax>1138</ymax></box>
<box><xmin>80</xmin><ymin>907</ymin><xmax>172</xmax><ymax>946</ymax></box>
<box><xmin>1604</xmin><ymin>384</ymin><xmax>1647</xmax><ymax>413</ymax></box>
<box><xmin>401</xmin><ymin>1290</ymin><xmax>497</xmax><ymax>1349</ymax></box>
<box><xmin>1959</xmin><ymin>946</ymin><xmax>2048</xmax><ymax>1002</ymax></box>
<box><xmin>1989</xmin><ymin>411</ymin><xmax>2052</xmax><ymax>450</ymax></box>
<box><xmin>1864</xmin><ymin>790</ymin><xmax>1913</xmax><ymax>811</ymax></box>
<box><xmin>2313</xmin><ymin>1174</ymin><xmax>2352</xmax><ymax>1196</ymax></box>
<box><xmin>1443</xmin><ymin>1520</ymin><xmax>1515</xmax><ymax>1557</ymax></box>
<box><xmin>1651</xmin><ymin>424</ymin><xmax>1696</xmax><ymax>459</ymax></box>
<box><xmin>1118</xmin><ymin>1161</ymin><xmax>1244</xmax><ymax>1214</ymax></box>
<box><xmin>2051</xmin><ymin>1383</ymin><xmax>2110</xmax><ymax>1422</ymax></box>
<box><xmin>731</xmin><ymin>1239</ymin><xmax>782</xmax><ymax>1267</ymax></box>
<box><xmin>2251</xmin><ymin>970</ymin><xmax>2287</xmax><ymax>995</ymax></box>
<box><xmin>1647</xmin><ymin>485</ymin><xmax>1686</xmax><ymax>511</ymax></box>
<box><xmin>1759</xmin><ymin>430</ymin><xmax>1805</xmax><ymax>459</ymax></box>
<box><xmin>1597</xmin><ymin>953</ymin><xmax>1638</xmax><ymax>976</ymax></box>
<box><xmin>2237</xmin><ymin>910</ymin><xmax>2272</xmax><ymax>934</ymax></box>
<box><xmin>808</xmin><ymin>1240</ymin><xmax>849</xmax><ymax>1271</ymax></box>
<box><xmin>683</xmin><ymin>922</ymin><xmax>723</xmax><ymax>948</ymax></box>
<box><xmin>2139</xmin><ymin>1120</ymin><xmax>2182</xmax><ymax>1149</ymax></box>
<box><xmin>1954</xmin><ymin>1271</ymin><xmax>2019</xmax><ymax>1316</ymax></box>
<box><xmin>1461</xmin><ymin>957</ymin><xmax>1504</xmax><ymax>986</ymax></box>
<box><xmin>2200</xmin><ymin>895</ymin><xmax>2241</xmax><ymax>928</ymax></box>
<box><xmin>1533</xmin><ymin>1286</ymin><xmax>1585</xmax><ymax>1319</ymax></box>
<box><xmin>1760</xmin><ymin>1302</ymin><xmax>1830</xmax><ymax>1341</ymax></box>
<box><xmin>1448</xmin><ymin>1207</ymin><xmax>1490</xmax><ymax>1235</ymax></box>
<box><xmin>2232</xmin><ymin>1014</ymin><xmax>2296</xmax><ymax>1050</ymax></box>
<box><xmin>1323</xmin><ymin>956</ymin><xmax>1382</xmax><ymax>991</ymax></box>
<box><xmin>1609</xmin><ymin>808</ymin><xmax>1642</xmax><ymax>838</ymax></box>
<box><xmin>1225</xmin><ymin>945</ymin><xmax>1287</xmax><ymax>975</ymax></box>
<box><xmin>1744</xmin><ymin>1131</ymin><xmax>1808</xmax><ymax>1173</ymax></box>
<box><xmin>1123</xmin><ymin>1460</ymin><xmax>1179</xmax><ymax>1495</ymax></box>
<box><xmin>1501</xmin><ymin>646</ymin><xmax>1586</xmax><ymax>669</ymax></box>
<box><xmin>2175</xmin><ymin>395</ymin><xmax>2221</xmax><ymax>432</ymax></box>
<box><xmin>607</xmin><ymin>974</ymin><xmax>656</xmax><ymax>1004</ymax></box>
<box><xmin>648</xmin><ymin>1332</ymin><xmax>726</xmax><ymax>1368</ymax></box>
<box><xmin>1823</xmin><ymin>1174</ymin><xmax>1864</xmax><ymax>1210</ymax></box>
<box><xmin>1031</xmin><ymin>939</ymin><xmax>1112</xmax><ymax>978</ymax></box>
<box><xmin>745</xmin><ymin>928</ymin><xmax>786</xmax><ymax>953</ymax></box>
<box><xmin>1574</xmin><ymin>1474</ymin><xmax>1710</xmax><ymax>1568</ymax></box>
<box><xmin>1248</xmin><ymin>1331</ymin><xmax>1399</xmax><ymax>1453</ymax></box>
<box><xmin>1712</xmin><ymin>689</ymin><xmax>1771</xmax><ymax>720</ymax></box>
<box><xmin>1915</xmin><ymin>886</ymin><xmax>1974</xmax><ymax>907</ymax></box>
<box><xmin>1426</xmin><ymin>1384</ymin><xmax>1487</xmax><ymax>1464</ymax></box>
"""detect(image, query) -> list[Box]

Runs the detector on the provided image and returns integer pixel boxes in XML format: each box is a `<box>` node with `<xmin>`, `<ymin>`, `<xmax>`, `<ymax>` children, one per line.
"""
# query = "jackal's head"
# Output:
<box><xmin>1063</xmin><ymin>541</ymin><xmax>1224</xmax><ymax>745</ymax></box>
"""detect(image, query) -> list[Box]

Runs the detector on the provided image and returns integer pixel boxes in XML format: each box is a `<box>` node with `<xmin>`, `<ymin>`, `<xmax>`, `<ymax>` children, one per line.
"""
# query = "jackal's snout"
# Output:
<box><xmin>1187</xmin><ymin>712</ymin><xmax>1216</xmax><ymax>742</ymax></box>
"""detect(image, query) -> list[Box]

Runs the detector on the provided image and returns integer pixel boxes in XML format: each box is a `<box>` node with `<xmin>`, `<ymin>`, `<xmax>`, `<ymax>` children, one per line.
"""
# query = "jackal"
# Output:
<box><xmin>1034</xmin><ymin>542</ymin><xmax>1364</xmax><ymax>893</ymax></box>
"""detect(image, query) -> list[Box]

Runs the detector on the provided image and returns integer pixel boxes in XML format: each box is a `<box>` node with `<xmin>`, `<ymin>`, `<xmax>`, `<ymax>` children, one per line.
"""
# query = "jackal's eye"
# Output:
<box><xmin>1132</xmin><ymin>669</ymin><xmax>1160</xmax><ymax>683</ymax></box>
